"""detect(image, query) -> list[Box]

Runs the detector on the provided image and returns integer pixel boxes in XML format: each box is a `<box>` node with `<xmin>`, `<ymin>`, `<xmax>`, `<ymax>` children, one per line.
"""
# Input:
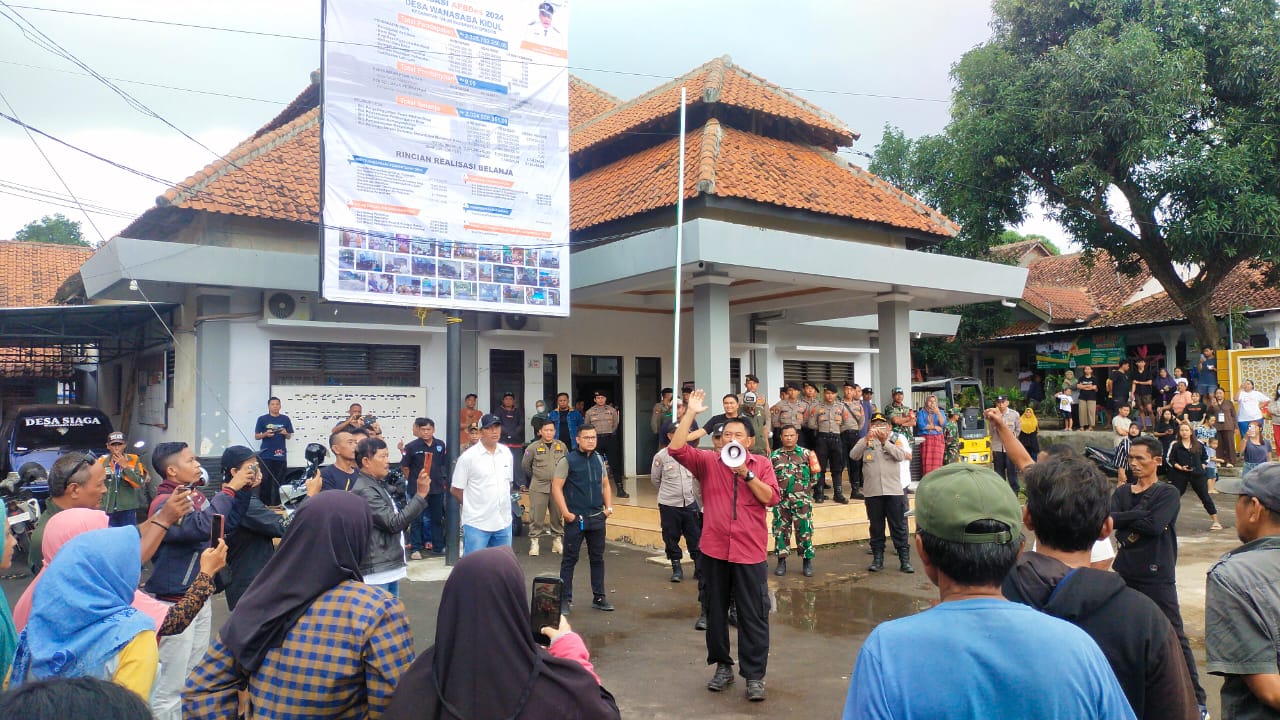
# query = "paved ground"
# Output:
<box><xmin>1</xmin><ymin>491</ymin><xmax>1242</xmax><ymax>718</ymax></box>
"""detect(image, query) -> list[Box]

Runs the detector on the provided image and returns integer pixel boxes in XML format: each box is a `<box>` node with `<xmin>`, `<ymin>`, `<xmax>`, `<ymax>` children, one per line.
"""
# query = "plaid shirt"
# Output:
<box><xmin>183</xmin><ymin>581</ymin><xmax>414</xmax><ymax>720</ymax></box>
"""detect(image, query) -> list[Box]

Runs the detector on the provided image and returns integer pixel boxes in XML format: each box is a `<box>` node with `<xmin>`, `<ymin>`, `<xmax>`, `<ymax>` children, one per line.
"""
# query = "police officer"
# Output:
<box><xmin>883</xmin><ymin>387</ymin><xmax>915</xmax><ymax>440</ymax></box>
<box><xmin>585</xmin><ymin>390</ymin><xmax>626</xmax><ymax>498</ymax></box>
<box><xmin>849</xmin><ymin>413</ymin><xmax>914</xmax><ymax>574</ymax></box>
<box><xmin>772</xmin><ymin>383</ymin><xmax>808</xmax><ymax>451</ymax></box>
<box><xmin>770</xmin><ymin>425</ymin><xmax>820</xmax><ymax>577</ymax></box>
<box><xmin>651</xmin><ymin>422</ymin><xmax>707</xmax><ymax>629</ymax></box>
<box><xmin>840</xmin><ymin>382</ymin><xmax>866</xmax><ymax>499</ymax></box>
<box><xmin>807</xmin><ymin>383</ymin><xmax>856</xmax><ymax>504</ymax></box>
<box><xmin>521</xmin><ymin>421</ymin><xmax>568</xmax><ymax>556</ymax></box>
<box><xmin>496</xmin><ymin>392</ymin><xmax>526</xmax><ymax>489</ymax></box>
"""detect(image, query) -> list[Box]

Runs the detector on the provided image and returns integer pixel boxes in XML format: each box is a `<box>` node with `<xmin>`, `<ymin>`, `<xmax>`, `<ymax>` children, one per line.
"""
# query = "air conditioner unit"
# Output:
<box><xmin>263</xmin><ymin>292</ymin><xmax>311</xmax><ymax>321</ymax></box>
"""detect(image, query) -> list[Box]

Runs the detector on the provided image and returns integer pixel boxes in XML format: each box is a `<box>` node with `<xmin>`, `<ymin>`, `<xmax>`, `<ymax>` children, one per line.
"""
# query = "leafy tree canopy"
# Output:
<box><xmin>14</xmin><ymin>213</ymin><xmax>90</xmax><ymax>247</ymax></box>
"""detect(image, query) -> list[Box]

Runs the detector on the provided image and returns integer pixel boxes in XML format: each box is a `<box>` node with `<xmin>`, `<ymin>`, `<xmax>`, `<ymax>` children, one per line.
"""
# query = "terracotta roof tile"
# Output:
<box><xmin>570</xmin><ymin>120</ymin><xmax>957</xmax><ymax>236</ymax></box>
<box><xmin>1023</xmin><ymin>285</ymin><xmax>1096</xmax><ymax>322</ymax></box>
<box><xmin>568</xmin><ymin>76</ymin><xmax>619</xmax><ymax>128</ymax></box>
<box><xmin>991</xmin><ymin>319</ymin><xmax>1046</xmax><ymax>338</ymax></box>
<box><xmin>570</xmin><ymin>56</ymin><xmax>856</xmax><ymax>158</ymax></box>
<box><xmin>1091</xmin><ymin>263</ymin><xmax>1280</xmax><ymax>328</ymax></box>
<box><xmin>0</xmin><ymin>240</ymin><xmax>93</xmax><ymax>308</ymax></box>
<box><xmin>0</xmin><ymin>346</ymin><xmax>73</xmax><ymax>379</ymax></box>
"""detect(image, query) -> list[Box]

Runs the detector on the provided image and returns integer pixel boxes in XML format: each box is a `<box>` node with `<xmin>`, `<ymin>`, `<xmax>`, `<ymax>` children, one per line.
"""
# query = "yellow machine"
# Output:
<box><xmin>911</xmin><ymin>377</ymin><xmax>991</xmax><ymax>465</ymax></box>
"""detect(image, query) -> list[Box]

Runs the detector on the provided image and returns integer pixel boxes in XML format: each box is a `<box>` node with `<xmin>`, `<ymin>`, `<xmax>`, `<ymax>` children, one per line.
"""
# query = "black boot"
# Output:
<box><xmin>869</xmin><ymin>550</ymin><xmax>885</xmax><ymax>572</ymax></box>
<box><xmin>851</xmin><ymin>486</ymin><xmax>865</xmax><ymax>500</ymax></box>
<box><xmin>802</xmin><ymin>558</ymin><xmax>814</xmax><ymax>577</ymax></box>
<box><xmin>898</xmin><ymin>549</ymin><xmax>915</xmax><ymax>574</ymax></box>
<box><xmin>774</xmin><ymin>556</ymin><xmax>787</xmax><ymax>576</ymax></box>
<box><xmin>694</xmin><ymin>611</ymin><xmax>707</xmax><ymax>631</ymax></box>
<box><xmin>614</xmin><ymin>480</ymin><xmax>629</xmax><ymax>499</ymax></box>
<box><xmin>833</xmin><ymin>491</ymin><xmax>848</xmax><ymax>504</ymax></box>
<box><xmin>671</xmin><ymin>559</ymin><xmax>684</xmax><ymax>583</ymax></box>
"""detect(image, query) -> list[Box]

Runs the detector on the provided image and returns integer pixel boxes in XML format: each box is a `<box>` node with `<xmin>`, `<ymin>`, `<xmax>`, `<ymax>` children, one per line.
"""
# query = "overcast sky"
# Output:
<box><xmin>0</xmin><ymin>0</ymin><xmax>1067</xmax><ymax>245</ymax></box>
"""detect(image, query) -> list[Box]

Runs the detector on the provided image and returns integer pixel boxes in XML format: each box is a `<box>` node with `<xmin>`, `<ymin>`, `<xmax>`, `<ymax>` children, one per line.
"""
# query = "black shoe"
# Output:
<box><xmin>869</xmin><ymin>551</ymin><xmax>885</xmax><ymax>572</ymax></box>
<box><xmin>851</xmin><ymin>489</ymin><xmax>865</xmax><ymax>500</ymax></box>
<box><xmin>591</xmin><ymin>597</ymin><xmax>615</xmax><ymax>612</ymax></box>
<box><xmin>615</xmin><ymin>489</ymin><xmax>630</xmax><ymax>499</ymax></box>
<box><xmin>694</xmin><ymin>612</ymin><xmax>707</xmax><ymax>631</ymax></box>
<box><xmin>671</xmin><ymin>559</ymin><xmax>684</xmax><ymax>583</ymax></box>
<box><xmin>707</xmin><ymin>663</ymin><xmax>735</xmax><ymax>692</ymax></box>
<box><xmin>814</xmin><ymin>494</ymin><xmax>826</xmax><ymax>503</ymax></box>
<box><xmin>833</xmin><ymin>494</ymin><xmax>849</xmax><ymax>504</ymax></box>
<box><xmin>746</xmin><ymin>679</ymin><xmax>766</xmax><ymax>702</ymax></box>
<box><xmin>728</xmin><ymin>604</ymin><xmax>738</xmax><ymax>627</ymax></box>
<box><xmin>899</xmin><ymin>551</ymin><xmax>915</xmax><ymax>574</ymax></box>
<box><xmin>774</xmin><ymin>556</ymin><xmax>787</xmax><ymax>576</ymax></box>
<box><xmin>802</xmin><ymin>558</ymin><xmax>814</xmax><ymax>577</ymax></box>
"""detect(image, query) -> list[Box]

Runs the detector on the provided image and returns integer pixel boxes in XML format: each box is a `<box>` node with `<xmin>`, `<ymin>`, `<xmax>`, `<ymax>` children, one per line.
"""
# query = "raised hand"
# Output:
<box><xmin>686</xmin><ymin>389</ymin><xmax>709</xmax><ymax>415</ymax></box>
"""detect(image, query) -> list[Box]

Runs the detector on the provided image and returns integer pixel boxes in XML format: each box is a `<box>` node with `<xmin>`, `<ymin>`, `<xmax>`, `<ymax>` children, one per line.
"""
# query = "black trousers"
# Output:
<box><xmin>800</xmin><ymin>428</ymin><xmax>818</xmax><ymax>474</ymax></box>
<box><xmin>702</xmin><ymin>555</ymin><xmax>769</xmax><ymax>681</ymax></box>
<box><xmin>1125</xmin><ymin>578</ymin><xmax>1206</xmax><ymax>705</ymax></box>
<box><xmin>560</xmin><ymin>512</ymin><xmax>607</xmax><ymax>603</ymax></box>
<box><xmin>259</xmin><ymin>459</ymin><xmax>286</xmax><ymax>506</ymax></box>
<box><xmin>992</xmin><ymin>451</ymin><xmax>1020</xmax><ymax>493</ymax></box>
<box><xmin>426</xmin><ymin>492</ymin><xmax>446</xmax><ymax>552</ymax></box>
<box><xmin>597</xmin><ymin>433</ymin><xmax>620</xmax><ymax>488</ymax></box>
<box><xmin>842</xmin><ymin>431</ymin><xmax>863</xmax><ymax>491</ymax></box>
<box><xmin>815</xmin><ymin>433</ymin><xmax>845</xmax><ymax>496</ymax></box>
<box><xmin>1168</xmin><ymin>470</ymin><xmax>1218</xmax><ymax>516</ymax></box>
<box><xmin>865</xmin><ymin>494</ymin><xmax>910</xmax><ymax>554</ymax></box>
<box><xmin>659</xmin><ymin>504</ymin><xmax>704</xmax><ymax>606</ymax></box>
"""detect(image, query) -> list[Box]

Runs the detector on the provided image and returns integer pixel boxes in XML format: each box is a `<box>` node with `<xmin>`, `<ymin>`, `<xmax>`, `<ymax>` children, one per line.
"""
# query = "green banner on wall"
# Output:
<box><xmin>1035</xmin><ymin>334</ymin><xmax>1127</xmax><ymax>369</ymax></box>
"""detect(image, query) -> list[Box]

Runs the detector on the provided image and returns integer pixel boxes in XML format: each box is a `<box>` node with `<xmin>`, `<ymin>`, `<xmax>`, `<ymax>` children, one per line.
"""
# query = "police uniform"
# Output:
<box><xmin>806</xmin><ymin>386</ymin><xmax>857</xmax><ymax>503</ymax></box>
<box><xmin>772</xmin><ymin>392</ymin><xmax>808</xmax><ymax>441</ymax></box>
<box><xmin>652</xmin><ymin>434</ymin><xmax>703</xmax><ymax>592</ymax></box>
<box><xmin>770</xmin><ymin>445</ymin><xmax>820</xmax><ymax>576</ymax></box>
<box><xmin>840</xmin><ymin>389</ymin><xmax>866</xmax><ymax>497</ymax></box>
<box><xmin>521</xmin><ymin>436</ymin><xmax>568</xmax><ymax>554</ymax></box>
<box><xmin>799</xmin><ymin>383</ymin><xmax>819</xmax><ymax>454</ymax></box>
<box><xmin>849</xmin><ymin>416</ymin><xmax>913</xmax><ymax>573</ymax></box>
<box><xmin>585</xmin><ymin>399</ymin><xmax>625</xmax><ymax>497</ymax></box>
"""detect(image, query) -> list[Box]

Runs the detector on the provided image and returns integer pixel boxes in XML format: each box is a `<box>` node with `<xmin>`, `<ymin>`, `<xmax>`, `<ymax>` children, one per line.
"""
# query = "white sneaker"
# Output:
<box><xmin>552</xmin><ymin>537</ymin><xmax>563</xmax><ymax>554</ymax></box>
<box><xmin>529</xmin><ymin>541</ymin><xmax>540</xmax><ymax>556</ymax></box>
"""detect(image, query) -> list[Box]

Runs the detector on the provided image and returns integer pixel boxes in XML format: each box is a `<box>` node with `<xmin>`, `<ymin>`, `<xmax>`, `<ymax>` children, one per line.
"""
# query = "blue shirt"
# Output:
<box><xmin>844</xmin><ymin>598</ymin><xmax>1135</xmax><ymax>720</ymax></box>
<box><xmin>255</xmin><ymin>414</ymin><xmax>294</xmax><ymax>462</ymax></box>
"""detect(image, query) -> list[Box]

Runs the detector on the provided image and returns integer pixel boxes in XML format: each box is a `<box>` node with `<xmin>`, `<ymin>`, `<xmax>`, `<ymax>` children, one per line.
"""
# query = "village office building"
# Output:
<box><xmin>77</xmin><ymin>58</ymin><xmax>1025</xmax><ymax>476</ymax></box>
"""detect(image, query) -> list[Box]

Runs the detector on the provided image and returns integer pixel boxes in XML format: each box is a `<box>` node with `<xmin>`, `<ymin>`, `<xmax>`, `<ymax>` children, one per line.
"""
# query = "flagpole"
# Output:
<box><xmin>672</xmin><ymin>87</ymin><xmax>687</xmax><ymax>417</ymax></box>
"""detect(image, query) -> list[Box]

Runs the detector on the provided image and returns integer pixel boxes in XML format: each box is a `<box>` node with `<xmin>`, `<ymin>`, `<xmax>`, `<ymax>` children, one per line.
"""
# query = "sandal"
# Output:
<box><xmin>1210</xmin><ymin>522</ymin><xmax>1223</xmax><ymax>531</ymax></box>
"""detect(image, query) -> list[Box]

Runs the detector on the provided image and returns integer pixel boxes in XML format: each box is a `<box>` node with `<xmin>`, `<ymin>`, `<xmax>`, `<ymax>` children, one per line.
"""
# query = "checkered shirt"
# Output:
<box><xmin>183</xmin><ymin>580</ymin><xmax>414</xmax><ymax>720</ymax></box>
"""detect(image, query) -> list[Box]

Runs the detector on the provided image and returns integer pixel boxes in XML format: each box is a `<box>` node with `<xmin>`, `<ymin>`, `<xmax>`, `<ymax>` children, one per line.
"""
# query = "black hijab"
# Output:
<box><xmin>386</xmin><ymin>546</ymin><xmax>618</xmax><ymax>720</ymax></box>
<box><xmin>219</xmin><ymin>491</ymin><xmax>372</xmax><ymax>673</ymax></box>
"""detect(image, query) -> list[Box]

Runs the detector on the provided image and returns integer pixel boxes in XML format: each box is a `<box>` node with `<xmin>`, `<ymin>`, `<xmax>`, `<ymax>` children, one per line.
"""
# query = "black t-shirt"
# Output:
<box><xmin>1111</xmin><ymin>481</ymin><xmax>1180</xmax><ymax>584</ymax></box>
<box><xmin>319</xmin><ymin>464</ymin><xmax>359</xmax><ymax>492</ymax></box>
<box><xmin>1185</xmin><ymin>402</ymin><xmax>1206</xmax><ymax>423</ymax></box>
<box><xmin>1077</xmin><ymin>374</ymin><xmax>1099</xmax><ymax>401</ymax></box>
<box><xmin>1132</xmin><ymin>367</ymin><xmax>1153</xmax><ymax>396</ymax></box>
<box><xmin>1109</xmin><ymin>371</ymin><xmax>1131</xmax><ymax>403</ymax></box>
<box><xmin>401</xmin><ymin>438</ymin><xmax>449</xmax><ymax>494</ymax></box>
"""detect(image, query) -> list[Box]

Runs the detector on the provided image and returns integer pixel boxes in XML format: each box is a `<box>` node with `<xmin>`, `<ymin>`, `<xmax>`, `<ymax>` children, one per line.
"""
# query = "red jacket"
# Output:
<box><xmin>668</xmin><ymin>444</ymin><xmax>780</xmax><ymax>564</ymax></box>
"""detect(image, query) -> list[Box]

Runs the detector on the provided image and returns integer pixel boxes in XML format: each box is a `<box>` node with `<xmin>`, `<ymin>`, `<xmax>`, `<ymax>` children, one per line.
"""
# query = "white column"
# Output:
<box><xmin>691</xmin><ymin>269</ymin><xmax>733</xmax><ymax>405</ymax></box>
<box><xmin>1265</xmin><ymin>322</ymin><xmax>1280</xmax><ymax>349</ymax></box>
<box><xmin>1160</xmin><ymin>330</ymin><xmax>1182</xmax><ymax>369</ymax></box>
<box><xmin>877</xmin><ymin>292</ymin><xmax>913</xmax><ymax>398</ymax></box>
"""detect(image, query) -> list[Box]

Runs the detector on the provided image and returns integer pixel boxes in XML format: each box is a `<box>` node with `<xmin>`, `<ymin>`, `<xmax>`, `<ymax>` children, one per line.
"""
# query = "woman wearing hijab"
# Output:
<box><xmin>0</xmin><ymin>525</ymin><xmax>18</xmax><ymax>686</ymax></box>
<box><xmin>1018</xmin><ymin>406</ymin><xmax>1040</xmax><ymax>460</ymax></box>
<box><xmin>183</xmin><ymin>491</ymin><xmax>414</xmax><ymax>720</ymax></box>
<box><xmin>9</xmin><ymin>527</ymin><xmax>160</xmax><ymax>699</ymax></box>
<box><xmin>12</xmin><ymin>507</ymin><xmax>225</xmax><ymax>638</ymax></box>
<box><xmin>386</xmin><ymin>546</ymin><xmax>619</xmax><ymax>720</ymax></box>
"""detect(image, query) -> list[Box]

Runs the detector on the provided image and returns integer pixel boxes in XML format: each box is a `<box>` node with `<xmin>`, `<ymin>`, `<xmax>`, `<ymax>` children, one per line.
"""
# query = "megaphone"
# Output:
<box><xmin>720</xmin><ymin>440</ymin><xmax>748</xmax><ymax>468</ymax></box>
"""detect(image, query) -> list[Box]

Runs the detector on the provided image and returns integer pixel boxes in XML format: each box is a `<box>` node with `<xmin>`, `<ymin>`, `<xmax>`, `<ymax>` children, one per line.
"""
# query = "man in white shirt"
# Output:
<box><xmin>451</xmin><ymin>414</ymin><xmax>514</xmax><ymax>555</ymax></box>
<box><xmin>1112</xmin><ymin>404</ymin><xmax>1134</xmax><ymax>448</ymax></box>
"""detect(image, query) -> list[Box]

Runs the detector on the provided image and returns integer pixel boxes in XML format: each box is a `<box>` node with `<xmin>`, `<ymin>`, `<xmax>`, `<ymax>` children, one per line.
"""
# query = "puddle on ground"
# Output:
<box><xmin>579</xmin><ymin>630</ymin><xmax>630</xmax><ymax>650</ymax></box>
<box><xmin>770</xmin><ymin>584</ymin><xmax>931</xmax><ymax>636</ymax></box>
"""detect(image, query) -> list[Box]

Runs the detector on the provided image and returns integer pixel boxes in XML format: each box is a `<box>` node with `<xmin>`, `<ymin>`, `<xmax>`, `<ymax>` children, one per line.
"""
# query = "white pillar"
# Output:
<box><xmin>691</xmin><ymin>269</ymin><xmax>733</xmax><ymax>406</ymax></box>
<box><xmin>1265</xmin><ymin>322</ymin><xmax>1280</xmax><ymax>349</ymax></box>
<box><xmin>1160</xmin><ymin>330</ymin><xmax>1182</xmax><ymax>369</ymax></box>
<box><xmin>877</xmin><ymin>292</ymin><xmax>913</xmax><ymax>399</ymax></box>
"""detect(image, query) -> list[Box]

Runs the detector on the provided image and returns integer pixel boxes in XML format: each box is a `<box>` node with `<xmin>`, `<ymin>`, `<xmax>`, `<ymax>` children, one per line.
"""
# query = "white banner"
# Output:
<box><xmin>320</xmin><ymin>0</ymin><xmax>570</xmax><ymax>316</ymax></box>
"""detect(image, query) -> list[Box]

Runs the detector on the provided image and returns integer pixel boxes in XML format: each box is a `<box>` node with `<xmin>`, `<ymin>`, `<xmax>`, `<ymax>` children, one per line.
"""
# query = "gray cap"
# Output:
<box><xmin>1217</xmin><ymin>462</ymin><xmax>1280</xmax><ymax>513</ymax></box>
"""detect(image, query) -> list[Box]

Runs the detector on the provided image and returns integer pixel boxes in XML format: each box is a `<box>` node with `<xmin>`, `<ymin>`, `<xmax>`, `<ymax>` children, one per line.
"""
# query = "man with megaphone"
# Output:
<box><xmin>667</xmin><ymin>389</ymin><xmax>781</xmax><ymax>703</ymax></box>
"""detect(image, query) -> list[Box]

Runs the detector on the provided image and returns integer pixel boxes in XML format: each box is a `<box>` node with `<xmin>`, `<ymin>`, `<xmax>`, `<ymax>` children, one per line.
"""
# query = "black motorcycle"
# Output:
<box><xmin>1</xmin><ymin>461</ymin><xmax>46</xmax><ymax>576</ymax></box>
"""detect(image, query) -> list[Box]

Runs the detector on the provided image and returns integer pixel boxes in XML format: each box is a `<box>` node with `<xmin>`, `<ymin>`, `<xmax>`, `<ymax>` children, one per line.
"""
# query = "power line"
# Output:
<box><xmin>0</xmin><ymin>58</ymin><xmax>290</xmax><ymax>104</ymax></box>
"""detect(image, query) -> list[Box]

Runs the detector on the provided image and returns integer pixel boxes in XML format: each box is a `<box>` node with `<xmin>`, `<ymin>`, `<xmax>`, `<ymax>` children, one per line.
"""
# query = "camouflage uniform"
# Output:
<box><xmin>943</xmin><ymin>419</ymin><xmax>960</xmax><ymax>464</ymax></box>
<box><xmin>770</xmin><ymin>446</ymin><xmax>819</xmax><ymax>560</ymax></box>
<box><xmin>883</xmin><ymin>401</ymin><xmax>915</xmax><ymax>440</ymax></box>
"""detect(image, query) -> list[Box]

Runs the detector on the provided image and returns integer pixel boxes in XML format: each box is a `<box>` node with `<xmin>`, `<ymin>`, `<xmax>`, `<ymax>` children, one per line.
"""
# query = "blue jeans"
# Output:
<box><xmin>462</xmin><ymin>524</ymin><xmax>512</xmax><ymax>555</ymax></box>
<box><xmin>371</xmin><ymin>581</ymin><xmax>399</xmax><ymax>597</ymax></box>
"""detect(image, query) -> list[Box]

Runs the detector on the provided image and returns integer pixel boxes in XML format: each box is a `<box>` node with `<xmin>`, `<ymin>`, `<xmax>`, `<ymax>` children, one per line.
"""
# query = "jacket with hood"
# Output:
<box><xmin>1002</xmin><ymin>551</ymin><xmax>1198</xmax><ymax>720</ymax></box>
<box><xmin>146</xmin><ymin>480</ymin><xmax>252</xmax><ymax>599</ymax></box>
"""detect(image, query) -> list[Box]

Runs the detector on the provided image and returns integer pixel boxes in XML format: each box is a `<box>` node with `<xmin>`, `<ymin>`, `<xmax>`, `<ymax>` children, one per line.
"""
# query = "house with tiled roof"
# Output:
<box><xmin>82</xmin><ymin>58</ymin><xmax>1025</xmax><ymax>471</ymax></box>
<box><xmin>973</xmin><ymin>247</ymin><xmax>1280</xmax><ymax>390</ymax></box>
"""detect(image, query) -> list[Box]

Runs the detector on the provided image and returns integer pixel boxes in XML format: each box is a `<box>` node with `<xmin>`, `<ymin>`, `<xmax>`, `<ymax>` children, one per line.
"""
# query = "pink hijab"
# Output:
<box><xmin>13</xmin><ymin>508</ymin><xmax>168</xmax><ymax>632</ymax></box>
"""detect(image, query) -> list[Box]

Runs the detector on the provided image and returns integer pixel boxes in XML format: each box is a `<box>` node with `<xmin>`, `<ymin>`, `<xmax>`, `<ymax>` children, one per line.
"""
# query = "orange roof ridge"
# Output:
<box><xmin>727</xmin><ymin>62</ymin><xmax>858</xmax><ymax>141</ymax></box>
<box><xmin>568</xmin><ymin>75</ymin><xmax>621</xmax><ymax>105</ymax></box>
<box><xmin>835</xmin><ymin>159</ymin><xmax>960</xmax><ymax>236</ymax></box>
<box><xmin>696</xmin><ymin>119</ymin><xmax>723</xmax><ymax>195</ymax></box>
<box><xmin>159</xmin><ymin>108</ymin><xmax>320</xmax><ymax>208</ymax></box>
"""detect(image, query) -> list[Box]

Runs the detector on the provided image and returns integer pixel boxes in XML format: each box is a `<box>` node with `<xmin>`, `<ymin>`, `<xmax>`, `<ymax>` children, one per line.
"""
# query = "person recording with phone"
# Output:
<box><xmin>667</xmin><ymin>389</ymin><xmax>780</xmax><ymax>703</ymax></box>
<box><xmin>349</xmin><ymin>436</ymin><xmax>430</xmax><ymax>598</ymax></box>
<box><xmin>145</xmin><ymin>442</ymin><xmax>256</xmax><ymax>720</ymax></box>
<box><xmin>385</xmin><ymin>546</ymin><xmax>620</xmax><ymax>720</ymax></box>
<box><xmin>331</xmin><ymin>402</ymin><xmax>383</xmax><ymax>438</ymax></box>
<box><xmin>219</xmin><ymin>446</ymin><xmax>286</xmax><ymax>611</ymax></box>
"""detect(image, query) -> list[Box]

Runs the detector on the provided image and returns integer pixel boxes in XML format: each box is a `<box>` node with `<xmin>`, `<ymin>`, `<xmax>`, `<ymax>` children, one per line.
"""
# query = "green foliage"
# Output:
<box><xmin>914</xmin><ymin>302</ymin><xmax>1013</xmax><ymax>377</ymax></box>
<box><xmin>997</xmin><ymin>229</ymin><xmax>1061</xmax><ymax>255</ymax></box>
<box><xmin>943</xmin><ymin>0</ymin><xmax>1280</xmax><ymax>347</ymax></box>
<box><xmin>14</xmin><ymin>213</ymin><xmax>89</xmax><ymax>247</ymax></box>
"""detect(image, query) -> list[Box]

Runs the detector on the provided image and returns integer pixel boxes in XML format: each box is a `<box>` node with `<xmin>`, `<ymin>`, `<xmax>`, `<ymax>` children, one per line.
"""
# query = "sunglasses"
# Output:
<box><xmin>64</xmin><ymin>452</ymin><xmax>97</xmax><ymax>486</ymax></box>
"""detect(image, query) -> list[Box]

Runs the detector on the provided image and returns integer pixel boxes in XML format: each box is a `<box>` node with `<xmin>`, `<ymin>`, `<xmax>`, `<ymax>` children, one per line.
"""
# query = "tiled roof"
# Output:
<box><xmin>1091</xmin><ymin>262</ymin><xmax>1280</xmax><ymax>328</ymax></box>
<box><xmin>568</xmin><ymin>76</ymin><xmax>619</xmax><ymax>128</ymax></box>
<box><xmin>0</xmin><ymin>240</ymin><xmax>93</xmax><ymax>307</ymax></box>
<box><xmin>989</xmin><ymin>239</ymin><xmax>1054</xmax><ymax>265</ymax></box>
<box><xmin>991</xmin><ymin>319</ymin><xmax>1046</xmax><ymax>339</ymax></box>
<box><xmin>570</xmin><ymin>55</ymin><xmax>856</xmax><ymax>158</ymax></box>
<box><xmin>0</xmin><ymin>346</ymin><xmax>73</xmax><ymax>379</ymax></box>
<box><xmin>570</xmin><ymin>119</ymin><xmax>957</xmax><ymax>236</ymax></box>
<box><xmin>1023</xmin><ymin>285</ymin><xmax>1095</xmax><ymax>322</ymax></box>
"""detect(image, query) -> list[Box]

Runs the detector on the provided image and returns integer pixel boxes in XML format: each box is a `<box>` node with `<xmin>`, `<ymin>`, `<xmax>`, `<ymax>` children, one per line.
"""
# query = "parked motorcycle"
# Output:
<box><xmin>1</xmin><ymin>461</ymin><xmax>47</xmax><ymax>576</ymax></box>
<box><xmin>1083</xmin><ymin>445</ymin><xmax>1121</xmax><ymax>478</ymax></box>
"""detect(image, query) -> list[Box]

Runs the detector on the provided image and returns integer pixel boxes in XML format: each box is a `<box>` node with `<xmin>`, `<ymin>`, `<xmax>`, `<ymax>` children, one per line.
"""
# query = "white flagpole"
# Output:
<box><xmin>672</xmin><ymin>87</ymin><xmax>687</xmax><ymax>417</ymax></box>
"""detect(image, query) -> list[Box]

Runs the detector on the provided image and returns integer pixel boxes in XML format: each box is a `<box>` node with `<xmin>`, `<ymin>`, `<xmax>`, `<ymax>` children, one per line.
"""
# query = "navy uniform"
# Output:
<box><xmin>806</xmin><ymin>383</ymin><xmax>857</xmax><ymax>504</ymax></box>
<box><xmin>585</xmin><ymin>393</ymin><xmax>626</xmax><ymax>498</ymax></box>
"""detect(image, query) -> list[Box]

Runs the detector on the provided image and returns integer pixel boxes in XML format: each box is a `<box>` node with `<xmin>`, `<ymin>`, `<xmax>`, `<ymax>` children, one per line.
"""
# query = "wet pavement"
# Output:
<box><xmin>1</xmin><ymin>492</ymin><xmax>1242</xmax><ymax>718</ymax></box>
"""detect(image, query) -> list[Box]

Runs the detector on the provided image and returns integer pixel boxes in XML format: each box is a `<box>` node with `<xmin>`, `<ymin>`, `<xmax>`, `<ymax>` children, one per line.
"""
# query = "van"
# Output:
<box><xmin>0</xmin><ymin>404</ymin><xmax>114</xmax><ymax>498</ymax></box>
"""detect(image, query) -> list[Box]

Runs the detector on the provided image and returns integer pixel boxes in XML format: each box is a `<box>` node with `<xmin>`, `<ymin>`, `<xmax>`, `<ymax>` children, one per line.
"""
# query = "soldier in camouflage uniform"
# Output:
<box><xmin>770</xmin><ymin>425</ymin><xmax>821</xmax><ymax>577</ymax></box>
<box><xmin>943</xmin><ymin>407</ymin><xmax>961</xmax><ymax>465</ymax></box>
<box><xmin>883</xmin><ymin>387</ymin><xmax>915</xmax><ymax>440</ymax></box>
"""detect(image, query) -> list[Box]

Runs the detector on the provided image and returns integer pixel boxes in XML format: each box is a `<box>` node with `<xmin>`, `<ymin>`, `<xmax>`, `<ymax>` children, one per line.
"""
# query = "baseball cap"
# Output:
<box><xmin>220</xmin><ymin>445</ymin><xmax>259</xmax><ymax>472</ymax></box>
<box><xmin>661</xmin><ymin>421</ymin><xmax>678</xmax><ymax>435</ymax></box>
<box><xmin>912</xmin><ymin>464</ymin><xmax>1022</xmax><ymax>544</ymax></box>
<box><xmin>1175</xmin><ymin>377</ymin><xmax>1188</xmax><ymax>385</ymax></box>
<box><xmin>869</xmin><ymin>412</ymin><xmax>888</xmax><ymax>424</ymax></box>
<box><xmin>745</xmin><ymin>373</ymin><xmax>759</xmax><ymax>383</ymax></box>
<box><xmin>1217</xmin><ymin>462</ymin><xmax>1280</xmax><ymax>512</ymax></box>
<box><xmin>479</xmin><ymin>413</ymin><xmax>502</xmax><ymax>428</ymax></box>
<box><xmin>995</xmin><ymin>394</ymin><xmax>1010</xmax><ymax>402</ymax></box>
<box><xmin>710</xmin><ymin>423</ymin><xmax>725</xmax><ymax>437</ymax></box>
<box><xmin>107</xmin><ymin>432</ymin><xmax>126</xmax><ymax>445</ymax></box>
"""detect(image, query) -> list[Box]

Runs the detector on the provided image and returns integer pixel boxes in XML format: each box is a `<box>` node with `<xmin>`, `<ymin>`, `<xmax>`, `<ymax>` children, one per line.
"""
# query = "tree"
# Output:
<box><xmin>941</xmin><ymin>0</ymin><xmax>1280</xmax><ymax>349</ymax></box>
<box><xmin>14</xmin><ymin>213</ymin><xmax>90</xmax><ymax>247</ymax></box>
<box><xmin>997</xmin><ymin>230</ymin><xmax>1061</xmax><ymax>256</ymax></box>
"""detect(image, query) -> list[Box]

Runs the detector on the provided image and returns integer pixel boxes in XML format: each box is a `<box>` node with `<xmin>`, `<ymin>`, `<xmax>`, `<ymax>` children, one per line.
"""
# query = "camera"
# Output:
<box><xmin>363</xmin><ymin>415</ymin><xmax>378</xmax><ymax>427</ymax></box>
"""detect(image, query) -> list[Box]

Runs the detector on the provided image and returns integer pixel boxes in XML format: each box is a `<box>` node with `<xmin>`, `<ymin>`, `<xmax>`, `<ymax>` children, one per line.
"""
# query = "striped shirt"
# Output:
<box><xmin>183</xmin><ymin>580</ymin><xmax>414</xmax><ymax>720</ymax></box>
